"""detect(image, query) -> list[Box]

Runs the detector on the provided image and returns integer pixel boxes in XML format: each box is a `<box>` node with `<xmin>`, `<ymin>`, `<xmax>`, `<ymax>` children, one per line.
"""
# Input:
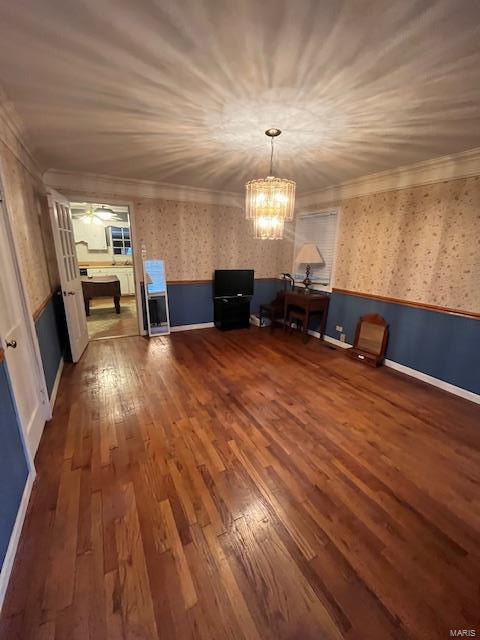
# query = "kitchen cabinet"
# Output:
<box><xmin>73</xmin><ymin>219</ymin><xmax>108</xmax><ymax>250</ymax></box>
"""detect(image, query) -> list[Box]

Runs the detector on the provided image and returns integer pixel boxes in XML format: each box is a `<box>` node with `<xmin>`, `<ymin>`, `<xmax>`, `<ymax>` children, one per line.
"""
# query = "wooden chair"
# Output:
<box><xmin>288</xmin><ymin>308</ymin><xmax>307</xmax><ymax>339</ymax></box>
<box><xmin>259</xmin><ymin>291</ymin><xmax>285</xmax><ymax>332</ymax></box>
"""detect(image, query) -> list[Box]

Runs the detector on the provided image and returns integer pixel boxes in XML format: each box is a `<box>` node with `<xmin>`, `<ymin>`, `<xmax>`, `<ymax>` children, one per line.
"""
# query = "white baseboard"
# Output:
<box><xmin>0</xmin><ymin>469</ymin><xmax>35</xmax><ymax>613</ymax></box>
<box><xmin>323</xmin><ymin>334</ymin><xmax>350</xmax><ymax>348</ymax></box>
<box><xmin>383</xmin><ymin>359</ymin><xmax>480</xmax><ymax>404</ymax></box>
<box><xmin>170</xmin><ymin>322</ymin><xmax>214</xmax><ymax>332</ymax></box>
<box><xmin>322</xmin><ymin>334</ymin><xmax>480</xmax><ymax>404</ymax></box>
<box><xmin>49</xmin><ymin>357</ymin><xmax>64</xmax><ymax>411</ymax></box>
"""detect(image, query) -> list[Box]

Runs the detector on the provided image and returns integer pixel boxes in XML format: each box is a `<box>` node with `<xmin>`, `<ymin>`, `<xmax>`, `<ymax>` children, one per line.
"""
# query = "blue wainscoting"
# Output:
<box><xmin>325</xmin><ymin>291</ymin><xmax>480</xmax><ymax>395</ymax></box>
<box><xmin>167</xmin><ymin>282</ymin><xmax>214</xmax><ymax>326</ymax></box>
<box><xmin>166</xmin><ymin>279</ymin><xmax>283</xmax><ymax>327</ymax></box>
<box><xmin>250</xmin><ymin>279</ymin><xmax>284</xmax><ymax>315</ymax></box>
<box><xmin>35</xmin><ymin>294</ymin><xmax>66</xmax><ymax>398</ymax></box>
<box><xmin>0</xmin><ymin>362</ymin><xmax>29</xmax><ymax>572</ymax></box>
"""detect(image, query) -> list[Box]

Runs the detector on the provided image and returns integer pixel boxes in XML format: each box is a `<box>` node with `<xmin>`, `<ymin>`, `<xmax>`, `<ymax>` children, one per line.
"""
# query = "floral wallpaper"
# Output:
<box><xmin>0</xmin><ymin>141</ymin><xmax>59</xmax><ymax>314</ymax></box>
<box><xmin>329</xmin><ymin>175</ymin><xmax>480</xmax><ymax>314</ymax></box>
<box><xmin>134</xmin><ymin>198</ymin><xmax>292</xmax><ymax>280</ymax></box>
<box><xmin>63</xmin><ymin>189</ymin><xmax>292</xmax><ymax>281</ymax></box>
<box><xmin>54</xmin><ymin>174</ymin><xmax>480</xmax><ymax>315</ymax></box>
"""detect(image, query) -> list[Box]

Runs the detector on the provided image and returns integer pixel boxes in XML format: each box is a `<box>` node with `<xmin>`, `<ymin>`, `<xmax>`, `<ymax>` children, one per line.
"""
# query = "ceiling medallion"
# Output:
<box><xmin>245</xmin><ymin>129</ymin><xmax>296</xmax><ymax>240</ymax></box>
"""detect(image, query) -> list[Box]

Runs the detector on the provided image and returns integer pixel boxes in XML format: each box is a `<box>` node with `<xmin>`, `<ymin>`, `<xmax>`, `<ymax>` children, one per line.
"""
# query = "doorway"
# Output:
<box><xmin>70</xmin><ymin>202</ymin><xmax>140</xmax><ymax>340</ymax></box>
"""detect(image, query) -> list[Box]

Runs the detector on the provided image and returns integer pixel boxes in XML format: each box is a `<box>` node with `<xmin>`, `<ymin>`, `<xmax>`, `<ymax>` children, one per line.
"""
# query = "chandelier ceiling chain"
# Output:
<box><xmin>245</xmin><ymin>128</ymin><xmax>296</xmax><ymax>240</ymax></box>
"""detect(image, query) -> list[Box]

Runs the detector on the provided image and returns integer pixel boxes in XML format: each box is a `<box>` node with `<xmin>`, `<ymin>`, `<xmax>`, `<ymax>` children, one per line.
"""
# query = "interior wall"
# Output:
<box><xmin>325</xmin><ymin>292</ymin><xmax>479</xmax><ymax>396</ymax></box>
<box><xmin>306</xmin><ymin>174</ymin><xmax>480</xmax><ymax>396</ymax></box>
<box><xmin>0</xmin><ymin>115</ymin><xmax>64</xmax><ymax>397</ymax></box>
<box><xmin>330</xmin><ymin>175</ymin><xmax>480</xmax><ymax>314</ymax></box>
<box><xmin>134</xmin><ymin>198</ymin><xmax>292</xmax><ymax>280</ymax></box>
<box><xmin>60</xmin><ymin>190</ymin><xmax>293</xmax><ymax>280</ymax></box>
<box><xmin>0</xmin><ymin>108</ymin><xmax>41</xmax><ymax>580</ymax></box>
<box><xmin>57</xmin><ymin>188</ymin><xmax>293</xmax><ymax>327</ymax></box>
<box><xmin>0</xmin><ymin>141</ymin><xmax>59</xmax><ymax>314</ymax></box>
<box><xmin>0</xmin><ymin>361</ymin><xmax>29</xmax><ymax>574</ymax></box>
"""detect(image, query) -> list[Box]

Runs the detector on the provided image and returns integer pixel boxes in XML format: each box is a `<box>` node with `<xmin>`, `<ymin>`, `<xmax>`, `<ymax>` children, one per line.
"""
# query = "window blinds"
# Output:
<box><xmin>293</xmin><ymin>212</ymin><xmax>338</xmax><ymax>286</ymax></box>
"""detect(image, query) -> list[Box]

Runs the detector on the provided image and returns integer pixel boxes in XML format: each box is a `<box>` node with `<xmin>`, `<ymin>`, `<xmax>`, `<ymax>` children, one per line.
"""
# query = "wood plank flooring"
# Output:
<box><xmin>1</xmin><ymin>328</ymin><xmax>479</xmax><ymax>640</ymax></box>
<box><xmin>87</xmin><ymin>297</ymin><xmax>138</xmax><ymax>340</ymax></box>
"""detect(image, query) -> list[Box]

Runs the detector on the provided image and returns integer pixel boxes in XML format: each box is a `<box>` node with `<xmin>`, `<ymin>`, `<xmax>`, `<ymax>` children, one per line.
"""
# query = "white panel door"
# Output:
<box><xmin>47</xmin><ymin>189</ymin><xmax>89</xmax><ymax>363</ymax></box>
<box><xmin>0</xmin><ymin>195</ymin><xmax>49</xmax><ymax>458</ymax></box>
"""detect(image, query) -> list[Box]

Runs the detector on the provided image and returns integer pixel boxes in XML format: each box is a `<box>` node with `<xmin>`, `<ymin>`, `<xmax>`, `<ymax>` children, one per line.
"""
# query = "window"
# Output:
<box><xmin>109</xmin><ymin>226</ymin><xmax>131</xmax><ymax>255</ymax></box>
<box><xmin>292</xmin><ymin>211</ymin><xmax>338</xmax><ymax>290</ymax></box>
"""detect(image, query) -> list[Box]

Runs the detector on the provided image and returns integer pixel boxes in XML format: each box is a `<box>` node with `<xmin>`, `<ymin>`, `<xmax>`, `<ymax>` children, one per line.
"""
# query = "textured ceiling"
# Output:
<box><xmin>0</xmin><ymin>0</ymin><xmax>479</xmax><ymax>193</ymax></box>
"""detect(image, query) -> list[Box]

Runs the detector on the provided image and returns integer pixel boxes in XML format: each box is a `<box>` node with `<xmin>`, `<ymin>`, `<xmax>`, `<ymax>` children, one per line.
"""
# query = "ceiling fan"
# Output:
<box><xmin>80</xmin><ymin>204</ymin><xmax>121</xmax><ymax>225</ymax></box>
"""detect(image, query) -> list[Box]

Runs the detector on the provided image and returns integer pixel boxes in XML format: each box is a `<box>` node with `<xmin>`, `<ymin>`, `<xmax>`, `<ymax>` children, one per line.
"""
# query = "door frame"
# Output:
<box><xmin>64</xmin><ymin>195</ymin><xmax>145</xmax><ymax>336</ymax></box>
<box><xmin>0</xmin><ymin>175</ymin><xmax>51</xmax><ymax>467</ymax></box>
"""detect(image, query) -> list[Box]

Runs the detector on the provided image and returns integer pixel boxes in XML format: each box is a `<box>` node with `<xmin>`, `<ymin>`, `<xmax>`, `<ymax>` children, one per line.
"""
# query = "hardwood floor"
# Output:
<box><xmin>1</xmin><ymin>328</ymin><xmax>479</xmax><ymax>639</ymax></box>
<box><xmin>87</xmin><ymin>296</ymin><xmax>138</xmax><ymax>340</ymax></box>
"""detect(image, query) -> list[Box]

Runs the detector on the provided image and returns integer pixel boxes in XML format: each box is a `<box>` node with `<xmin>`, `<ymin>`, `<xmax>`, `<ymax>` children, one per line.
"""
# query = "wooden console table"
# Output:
<box><xmin>81</xmin><ymin>276</ymin><xmax>121</xmax><ymax>316</ymax></box>
<box><xmin>283</xmin><ymin>290</ymin><xmax>330</xmax><ymax>342</ymax></box>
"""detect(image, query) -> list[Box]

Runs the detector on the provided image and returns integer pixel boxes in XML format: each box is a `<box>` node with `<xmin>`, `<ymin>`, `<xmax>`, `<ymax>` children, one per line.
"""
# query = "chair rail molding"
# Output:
<box><xmin>297</xmin><ymin>146</ymin><xmax>480</xmax><ymax>209</ymax></box>
<box><xmin>43</xmin><ymin>169</ymin><xmax>243</xmax><ymax>207</ymax></box>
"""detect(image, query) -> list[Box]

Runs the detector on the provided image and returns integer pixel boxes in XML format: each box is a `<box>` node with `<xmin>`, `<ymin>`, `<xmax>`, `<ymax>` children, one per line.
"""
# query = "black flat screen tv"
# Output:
<box><xmin>214</xmin><ymin>269</ymin><xmax>254</xmax><ymax>298</ymax></box>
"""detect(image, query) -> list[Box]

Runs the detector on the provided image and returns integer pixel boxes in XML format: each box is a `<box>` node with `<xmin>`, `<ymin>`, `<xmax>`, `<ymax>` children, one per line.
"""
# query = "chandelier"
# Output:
<box><xmin>245</xmin><ymin>128</ymin><xmax>296</xmax><ymax>240</ymax></box>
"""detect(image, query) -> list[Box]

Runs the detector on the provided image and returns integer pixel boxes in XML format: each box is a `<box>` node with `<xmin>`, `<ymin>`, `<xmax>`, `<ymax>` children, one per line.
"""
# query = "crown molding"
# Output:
<box><xmin>0</xmin><ymin>86</ymin><xmax>43</xmax><ymax>180</ymax></box>
<box><xmin>297</xmin><ymin>146</ymin><xmax>480</xmax><ymax>209</ymax></box>
<box><xmin>20</xmin><ymin>130</ymin><xmax>480</xmax><ymax>210</ymax></box>
<box><xmin>43</xmin><ymin>169</ymin><xmax>244</xmax><ymax>208</ymax></box>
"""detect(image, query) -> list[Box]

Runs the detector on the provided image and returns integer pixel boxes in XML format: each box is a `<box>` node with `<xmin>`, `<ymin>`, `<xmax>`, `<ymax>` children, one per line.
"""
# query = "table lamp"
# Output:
<box><xmin>294</xmin><ymin>243</ymin><xmax>325</xmax><ymax>291</ymax></box>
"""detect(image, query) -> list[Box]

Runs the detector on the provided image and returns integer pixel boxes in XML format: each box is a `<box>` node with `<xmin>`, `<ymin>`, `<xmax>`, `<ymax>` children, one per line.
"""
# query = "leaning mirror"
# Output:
<box><xmin>347</xmin><ymin>313</ymin><xmax>388</xmax><ymax>367</ymax></box>
<box><xmin>143</xmin><ymin>259</ymin><xmax>170</xmax><ymax>336</ymax></box>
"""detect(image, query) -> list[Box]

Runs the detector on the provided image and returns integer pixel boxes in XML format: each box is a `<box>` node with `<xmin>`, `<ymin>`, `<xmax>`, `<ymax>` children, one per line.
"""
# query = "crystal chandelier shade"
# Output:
<box><xmin>245</xmin><ymin>128</ymin><xmax>296</xmax><ymax>240</ymax></box>
<box><xmin>245</xmin><ymin>176</ymin><xmax>296</xmax><ymax>222</ymax></box>
<box><xmin>253</xmin><ymin>215</ymin><xmax>285</xmax><ymax>240</ymax></box>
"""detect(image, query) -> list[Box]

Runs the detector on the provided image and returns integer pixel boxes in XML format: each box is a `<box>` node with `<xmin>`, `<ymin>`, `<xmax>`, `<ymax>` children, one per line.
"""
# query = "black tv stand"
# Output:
<box><xmin>214</xmin><ymin>295</ymin><xmax>251</xmax><ymax>330</ymax></box>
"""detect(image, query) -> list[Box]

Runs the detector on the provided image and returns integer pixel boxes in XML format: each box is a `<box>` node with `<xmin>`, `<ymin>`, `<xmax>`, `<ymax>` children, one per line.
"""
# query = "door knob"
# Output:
<box><xmin>68</xmin><ymin>291</ymin><xmax>75</xmax><ymax>295</ymax></box>
<box><xmin>6</xmin><ymin>339</ymin><xmax>17</xmax><ymax>349</ymax></box>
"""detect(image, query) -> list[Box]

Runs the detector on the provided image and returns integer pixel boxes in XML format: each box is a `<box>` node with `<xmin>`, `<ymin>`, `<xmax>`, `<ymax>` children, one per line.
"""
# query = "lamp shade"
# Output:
<box><xmin>294</xmin><ymin>243</ymin><xmax>325</xmax><ymax>265</ymax></box>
